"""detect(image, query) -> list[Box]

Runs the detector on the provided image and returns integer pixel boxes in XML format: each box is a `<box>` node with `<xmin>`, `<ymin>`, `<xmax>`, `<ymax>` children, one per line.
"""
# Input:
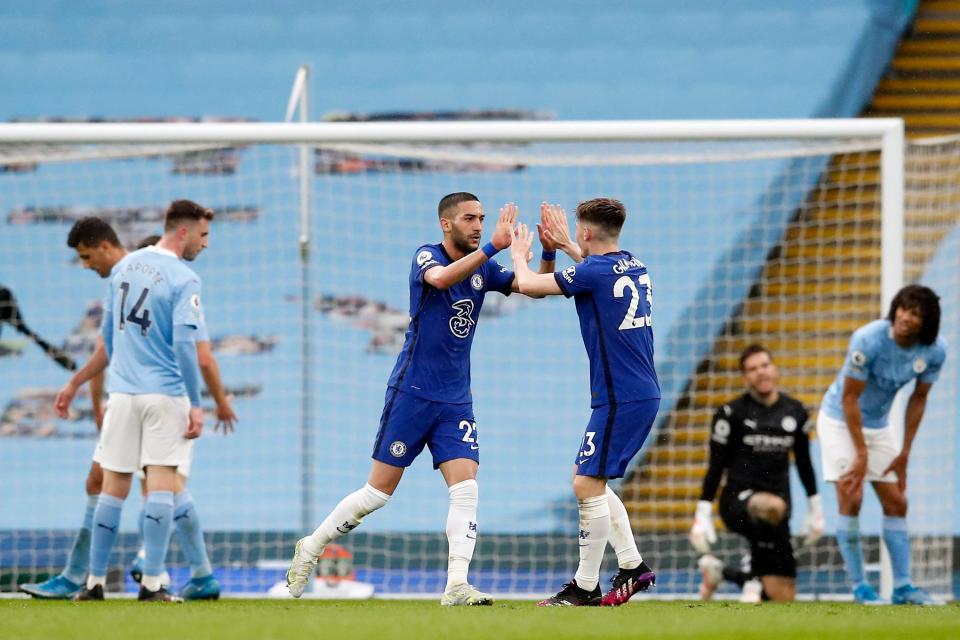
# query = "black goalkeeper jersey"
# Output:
<box><xmin>699</xmin><ymin>392</ymin><xmax>817</xmax><ymax>502</ymax></box>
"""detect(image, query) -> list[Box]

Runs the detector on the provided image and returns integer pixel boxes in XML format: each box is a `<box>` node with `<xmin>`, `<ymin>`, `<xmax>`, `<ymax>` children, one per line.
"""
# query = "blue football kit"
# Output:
<box><xmin>373</xmin><ymin>243</ymin><xmax>514</xmax><ymax>468</ymax></box>
<box><xmin>554</xmin><ymin>251</ymin><xmax>661</xmax><ymax>478</ymax></box>
<box><xmin>821</xmin><ymin>319</ymin><xmax>946</xmax><ymax>428</ymax></box>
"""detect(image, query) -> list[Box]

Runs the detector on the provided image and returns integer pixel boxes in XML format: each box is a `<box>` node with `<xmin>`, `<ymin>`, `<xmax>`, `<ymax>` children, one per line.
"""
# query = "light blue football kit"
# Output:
<box><xmin>819</xmin><ymin>318</ymin><xmax>947</xmax><ymax>602</ymax></box>
<box><xmin>101</xmin><ymin>246</ymin><xmax>204</xmax><ymax>402</ymax></box>
<box><xmin>820</xmin><ymin>319</ymin><xmax>946</xmax><ymax>428</ymax></box>
<box><xmin>89</xmin><ymin>245</ymin><xmax>205</xmax><ymax>589</ymax></box>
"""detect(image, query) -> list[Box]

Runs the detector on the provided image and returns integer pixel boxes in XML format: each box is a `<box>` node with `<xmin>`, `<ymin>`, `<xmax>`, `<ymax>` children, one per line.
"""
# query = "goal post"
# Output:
<box><xmin>3</xmin><ymin>118</ymin><xmax>953</xmax><ymax>600</ymax></box>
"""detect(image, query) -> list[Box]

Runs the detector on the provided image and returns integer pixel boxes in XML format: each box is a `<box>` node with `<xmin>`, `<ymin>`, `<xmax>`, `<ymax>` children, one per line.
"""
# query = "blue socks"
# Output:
<box><xmin>62</xmin><ymin>494</ymin><xmax>98</xmax><ymax>585</ymax></box>
<box><xmin>142</xmin><ymin>491</ymin><xmax>174</xmax><ymax>578</ymax></box>
<box><xmin>836</xmin><ymin>514</ymin><xmax>865</xmax><ymax>587</ymax></box>
<box><xmin>89</xmin><ymin>494</ymin><xmax>124</xmax><ymax>579</ymax></box>
<box><xmin>173</xmin><ymin>491</ymin><xmax>213</xmax><ymax>578</ymax></box>
<box><xmin>882</xmin><ymin>516</ymin><xmax>911</xmax><ymax>589</ymax></box>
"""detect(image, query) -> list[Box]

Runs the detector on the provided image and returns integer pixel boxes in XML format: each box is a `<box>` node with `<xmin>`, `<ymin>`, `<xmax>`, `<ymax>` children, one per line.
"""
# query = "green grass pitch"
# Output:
<box><xmin>2</xmin><ymin>599</ymin><xmax>958</xmax><ymax>640</ymax></box>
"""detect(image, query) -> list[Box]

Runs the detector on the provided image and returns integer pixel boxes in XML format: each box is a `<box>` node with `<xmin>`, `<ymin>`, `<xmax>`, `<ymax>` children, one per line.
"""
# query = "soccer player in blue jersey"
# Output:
<box><xmin>19</xmin><ymin>217</ymin><xmax>234</xmax><ymax>601</ymax></box>
<box><xmin>66</xmin><ymin>201</ymin><xmax>214</xmax><ymax>602</ymax></box>
<box><xmin>509</xmin><ymin>199</ymin><xmax>658</xmax><ymax>607</ymax></box>
<box><xmin>287</xmin><ymin>192</ymin><xmax>551</xmax><ymax>605</ymax></box>
<box><xmin>817</xmin><ymin>285</ymin><xmax>946</xmax><ymax>606</ymax></box>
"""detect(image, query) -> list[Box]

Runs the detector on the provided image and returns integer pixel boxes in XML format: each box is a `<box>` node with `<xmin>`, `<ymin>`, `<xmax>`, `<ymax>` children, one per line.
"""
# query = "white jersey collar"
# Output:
<box><xmin>145</xmin><ymin>245</ymin><xmax>178</xmax><ymax>259</ymax></box>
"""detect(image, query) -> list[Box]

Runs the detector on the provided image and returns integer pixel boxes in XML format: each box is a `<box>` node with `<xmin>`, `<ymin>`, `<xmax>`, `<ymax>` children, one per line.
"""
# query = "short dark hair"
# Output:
<box><xmin>164</xmin><ymin>199</ymin><xmax>214</xmax><ymax>232</ymax></box>
<box><xmin>66</xmin><ymin>217</ymin><xmax>121</xmax><ymax>249</ymax></box>
<box><xmin>739</xmin><ymin>344</ymin><xmax>771</xmax><ymax>371</ymax></box>
<box><xmin>136</xmin><ymin>234</ymin><xmax>161</xmax><ymax>250</ymax></box>
<box><xmin>438</xmin><ymin>192</ymin><xmax>479</xmax><ymax>218</ymax></box>
<box><xmin>887</xmin><ymin>284</ymin><xmax>941</xmax><ymax>346</ymax></box>
<box><xmin>575</xmin><ymin>198</ymin><xmax>626</xmax><ymax>237</ymax></box>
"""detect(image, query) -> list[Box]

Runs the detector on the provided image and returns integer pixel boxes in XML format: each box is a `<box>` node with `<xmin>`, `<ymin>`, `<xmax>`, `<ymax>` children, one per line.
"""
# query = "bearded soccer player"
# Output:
<box><xmin>688</xmin><ymin>345</ymin><xmax>823</xmax><ymax>603</ymax></box>
<box><xmin>21</xmin><ymin>206</ymin><xmax>233</xmax><ymax>601</ymax></box>
<box><xmin>286</xmin><ymin>192</ymin><xmax>553</xmax><ymax>605</ymax></box>
<box><xmin>22</xmin><ymin>217</ymin><xmax>234</xmax><ymax>600</ymax></box>
<box><xmin>817</xmin><ymin>285</ymin><xmax>946</xmax><ymax>606</ymax></box>
<box><xmin>509</xmin><ymin>199</ymin><xmax>657</xmax><ymax>607</ymax></box>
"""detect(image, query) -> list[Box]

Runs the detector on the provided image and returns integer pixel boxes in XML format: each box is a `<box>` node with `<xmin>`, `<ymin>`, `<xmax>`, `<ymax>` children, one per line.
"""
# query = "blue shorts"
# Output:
<box><xmin>372</xmin><ymin>388</ymin><xmax>478</xmax><ymax>469</ymax></box>
<box><xmin>575</xmin><ymin>398</ymin><xmax>660</xmax><ymax>479</ymax></box>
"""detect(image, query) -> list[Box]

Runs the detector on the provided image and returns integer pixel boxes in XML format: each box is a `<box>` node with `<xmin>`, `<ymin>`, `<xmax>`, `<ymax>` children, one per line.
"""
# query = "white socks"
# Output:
<box><xmin>445</xmin><ymin>479</ymin><xmax>479</xmax><ymax>591</ymax></box>
<box><xmin>606</xmin><ymin>485</ymin><xmax>642</xmax><ymax>570</ymax></box>
<box><xmin>573</xmin><ymin>494</ymin><xmax>610</xmax><ymax>591</ymax></box>
<box><xmin>303</xmin><ymin>483</ymin><xmax>390</xmax><ymax>557</ymax></box>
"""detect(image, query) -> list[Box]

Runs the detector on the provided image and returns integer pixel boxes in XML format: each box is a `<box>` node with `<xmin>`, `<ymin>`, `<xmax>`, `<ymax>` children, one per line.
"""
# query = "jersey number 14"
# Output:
<box><xmin>613</xmin><ymin>274</ymin><xmax>652</xmax><ymax>330</ymax></box>
<box><xmin>118</xmin><ymin>282</ymin><xmax>152</xmax><ymax>336</ymax></box>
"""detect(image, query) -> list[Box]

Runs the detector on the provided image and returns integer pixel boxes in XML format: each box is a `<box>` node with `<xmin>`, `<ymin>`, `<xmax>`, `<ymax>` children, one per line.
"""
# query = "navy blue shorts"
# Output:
<box><xmin>575</xmin><ymin>398</ymin><xmax>659</xmax><ymax>479</ymax></box>
<box><xmin>372</xmin><ymin>388</ymin><xmax>478</xmax><ymax>469</ymax></box>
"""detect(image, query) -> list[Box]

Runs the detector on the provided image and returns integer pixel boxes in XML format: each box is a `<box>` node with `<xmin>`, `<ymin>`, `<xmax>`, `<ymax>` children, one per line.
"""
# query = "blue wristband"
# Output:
<box><xmin>481</xmin><ymin>242</ymin><xmax>499</xmax><ymax>258</ymax></box>
<box><xmin>541</xmin><ymin>250</ymin><xmax>557</xmax><ymax>261</ymax></box>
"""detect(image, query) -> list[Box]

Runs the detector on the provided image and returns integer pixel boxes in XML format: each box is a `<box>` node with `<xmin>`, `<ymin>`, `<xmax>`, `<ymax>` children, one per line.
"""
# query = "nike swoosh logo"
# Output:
<box><xmin>470</xmin><ymin>445</ymin><xmax>479</xmax><ymax>450</ymax></box>
<box><xmin>578</xmin><ymin>459</ymin><xmax>589</xmax><ymax>465</ymax></box>
<box><xmin>466</xmin><ymin>535</ymin><xmax>477</xmax><ymax>540</ymax></box>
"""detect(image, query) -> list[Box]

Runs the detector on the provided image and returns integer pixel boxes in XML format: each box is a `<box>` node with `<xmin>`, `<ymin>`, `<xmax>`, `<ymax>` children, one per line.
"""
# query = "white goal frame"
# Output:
<box><xmin>0</xmin><ymin>118</ymin><xmax>909</xmax><ymax>598</ymax></box>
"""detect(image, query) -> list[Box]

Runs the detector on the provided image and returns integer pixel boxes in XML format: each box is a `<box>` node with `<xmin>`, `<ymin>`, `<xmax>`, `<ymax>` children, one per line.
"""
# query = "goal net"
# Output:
<box><xmin>0</xmin><ymin>121</ymin><xmax>953</xmax><ymax>599</ymax></box>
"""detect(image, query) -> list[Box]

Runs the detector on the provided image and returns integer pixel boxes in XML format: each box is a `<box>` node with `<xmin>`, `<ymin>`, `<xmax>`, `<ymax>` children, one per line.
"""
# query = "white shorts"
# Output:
<box><xmin>816</xmin><ymin>412</ymin><xmax>898</xmax><ymax>483</ymax></box>
<box><xmin>95</xmin><ymin>393</ymin><xmax>192</xmax><ymax>474</ymax></box>
<box><xmin>93</xmin><ymin>406</ymin><xmax>193</xmax><ymax>477</ymax></box>
<box><xmin>133</xmin><ymin>442</ymin><xmax>193</xmax><ymax>479</ymax></box>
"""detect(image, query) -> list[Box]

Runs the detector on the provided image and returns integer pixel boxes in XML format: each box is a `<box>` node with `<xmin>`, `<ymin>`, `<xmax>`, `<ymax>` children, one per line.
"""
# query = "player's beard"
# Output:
<box><xmin>452</xmin><ymin>231</ymin><xmax>479</xmax><ymax>255</ymax></box>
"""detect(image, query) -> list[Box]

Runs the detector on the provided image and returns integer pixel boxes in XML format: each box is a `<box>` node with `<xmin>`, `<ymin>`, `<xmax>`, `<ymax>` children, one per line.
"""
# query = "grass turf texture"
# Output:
<box><xmin>2</xmin><ymin>599</ymin><xmax>958</xmax><ymax>640</ymax></box>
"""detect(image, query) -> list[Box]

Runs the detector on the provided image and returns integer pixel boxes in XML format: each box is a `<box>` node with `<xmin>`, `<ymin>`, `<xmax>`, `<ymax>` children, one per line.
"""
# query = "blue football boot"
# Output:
<box><xmin>853</xmin><ymin>582</ymin><xmax>889</xmax><ymax>605</ymax></box>
<box><xmin>180</xmin><ymin>575</ymin><xmax>221</xmax><ymax>601</ymax></box>
<box><xmin>19</xmin><ymin>575</ymin><xmax>83</xmax><ymax>600</ymax></box>
<box><xmin>892</xmin><ymin>583</ymin><xmax>945</xmax><ymax>606</ymax></box>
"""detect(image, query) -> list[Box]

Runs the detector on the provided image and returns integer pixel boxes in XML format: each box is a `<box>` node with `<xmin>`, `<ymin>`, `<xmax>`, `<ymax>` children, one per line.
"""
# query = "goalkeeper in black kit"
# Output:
<box><xmin>688</xmin><ymin>344</ymin><xmax>824</xmax><ymax>602</ymax></box>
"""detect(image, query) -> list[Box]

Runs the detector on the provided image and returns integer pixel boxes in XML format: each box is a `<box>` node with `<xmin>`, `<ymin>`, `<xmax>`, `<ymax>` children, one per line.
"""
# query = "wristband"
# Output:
<box><xmin>541</xmin><ymin>250</ymin><xmax>557</xmax><ymax>261</ymax></box>
<box><xmin>481</xmin><ymin>242</ymin><xmax>499</xmax><ymax>258</ymax></box>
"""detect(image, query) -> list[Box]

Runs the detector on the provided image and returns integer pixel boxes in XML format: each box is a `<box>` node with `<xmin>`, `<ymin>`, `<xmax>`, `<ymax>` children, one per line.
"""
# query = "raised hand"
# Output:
<box><xmin>511</xmin><ymin>222</ymin><xmax>535</xmax><ymax>265</ymax></box>
<box><xmin>537</xmin><ymin>202</ymin><xmax>559</xmax><ymax>251</ymax></box>
<box><xmin>491</xmin><ymin>203</ymin><xmax>517</xmax><ymax>250</ymax></box>
<box><xmin>539</xmin><ymin>203</ymin><xmax>572</xmax><ymax>250</ymax></box>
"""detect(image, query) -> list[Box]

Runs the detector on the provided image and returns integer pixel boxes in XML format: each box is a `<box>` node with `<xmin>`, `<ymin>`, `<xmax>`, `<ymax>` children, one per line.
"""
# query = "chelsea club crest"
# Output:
<box><xmin>470</xmin><ymin>274</ymin><xmax>484</xmax><ymax>290</ymax></box>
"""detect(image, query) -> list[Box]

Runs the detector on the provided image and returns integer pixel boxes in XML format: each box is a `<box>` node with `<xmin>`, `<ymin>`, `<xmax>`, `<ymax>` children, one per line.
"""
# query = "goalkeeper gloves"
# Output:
<box><xmin>689</xmin><ymin>500</ymin><xmax>717</xmax><ymax>553</ymax></box>
<box><xmin>801</xmin><ymin>494</ymin><xmax>825</xmax><ymax>547</ymax></box>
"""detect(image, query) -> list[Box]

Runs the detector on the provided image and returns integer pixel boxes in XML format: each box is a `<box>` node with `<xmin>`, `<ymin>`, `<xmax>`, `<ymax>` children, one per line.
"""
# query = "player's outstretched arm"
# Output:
<box><xmin>882</xmin><ymin>381</ymin><xmax>932</xmax><ymax>492</ymax></box>
<box><xmin>54</xmin><ymin>338</ymin><xmax>109</xmax><ymax>419</ymax></box>
<box><xmin>510</xmin><ymin>223</ymin><xmax>563</xmax><ymax>297</ymax></box>
<box><xmin>539</xmin><ymin>202</ymin><xmax>582</xmax><ymax>264</ymax></box>
<box><xmin>423</xmin><ymin>203</ymin><xmax>515</xmax><ymax>290</ymax></box>
<box><xmin>197</xmin><ymin>340</ymin><xmax>237</xmax><ymax>434</ymax></box>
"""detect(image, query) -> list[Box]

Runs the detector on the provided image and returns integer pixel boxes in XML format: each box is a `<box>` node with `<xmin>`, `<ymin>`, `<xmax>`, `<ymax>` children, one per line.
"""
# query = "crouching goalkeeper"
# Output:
<box><xmin>689</xmin><ymin>344</ymin><xmax>824</xmax><ymax>602</ymax></box>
